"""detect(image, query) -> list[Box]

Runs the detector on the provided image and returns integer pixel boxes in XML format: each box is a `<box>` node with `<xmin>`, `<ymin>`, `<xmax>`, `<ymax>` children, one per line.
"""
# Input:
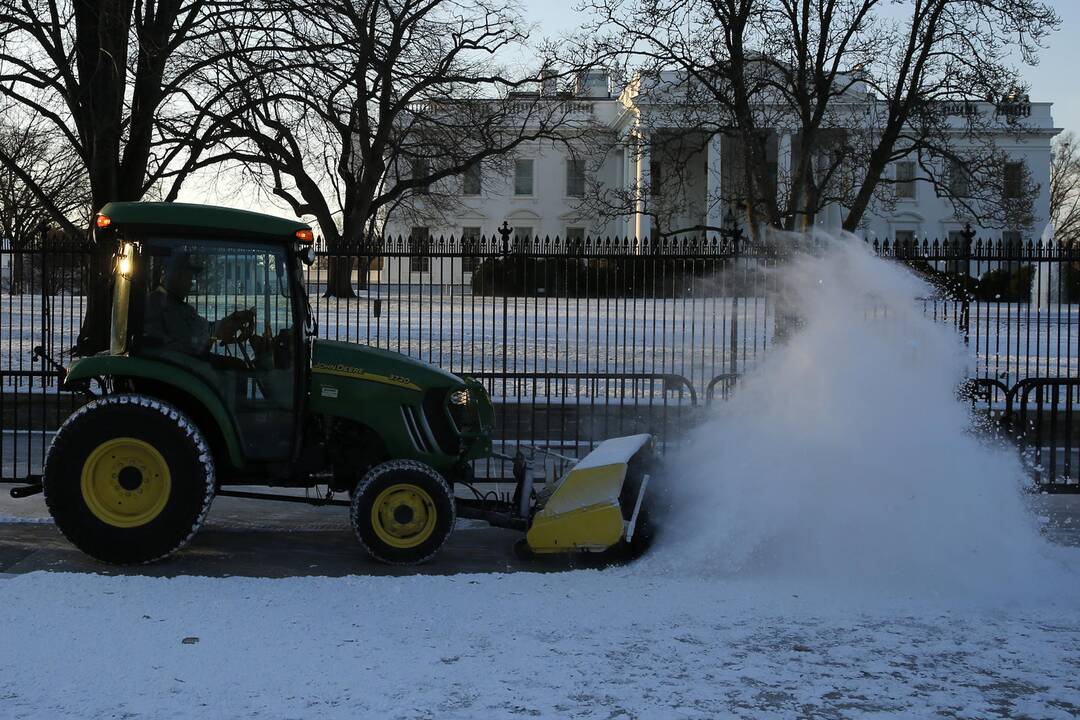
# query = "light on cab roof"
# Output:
<box><xmin>295</xmin><ymin>228</ymin><xmax>314</xmax><ymax>243</ymax></box>
<box><xmin>95</xmin><ymin>214</ymin><xmax>112</xmax><ymax>229</ymax></box>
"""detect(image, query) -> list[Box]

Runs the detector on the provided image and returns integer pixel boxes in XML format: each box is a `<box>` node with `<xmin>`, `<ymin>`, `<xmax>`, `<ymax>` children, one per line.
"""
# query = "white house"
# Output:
<box><xmin>382</xmin><ymin>68</ymin><xmax>1059</xmax><ymax>284</ymax></box>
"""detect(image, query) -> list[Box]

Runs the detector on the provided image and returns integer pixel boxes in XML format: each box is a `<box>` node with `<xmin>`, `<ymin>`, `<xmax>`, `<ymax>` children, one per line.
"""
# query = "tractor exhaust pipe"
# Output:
<box><xmin>515</xmin><ymin>452</ymin><xmax>534</xmax><ymax>519</ymax></box>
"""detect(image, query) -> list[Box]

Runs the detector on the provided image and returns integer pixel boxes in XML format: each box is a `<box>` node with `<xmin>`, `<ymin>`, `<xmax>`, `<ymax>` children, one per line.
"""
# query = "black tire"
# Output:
<box><xmin>43</xmin><ymin>394</ymin><xmax>216</xmax><ymax>564</ymax></box>
<box><xmin>513</xmin><ymin>538</ymin><xmax>536</xmax><ymax>561</ymax></box>
<box><xmin>350</xmin><ymin>460</ymin><xmax>455</xmax><ymax>565</ymax></box>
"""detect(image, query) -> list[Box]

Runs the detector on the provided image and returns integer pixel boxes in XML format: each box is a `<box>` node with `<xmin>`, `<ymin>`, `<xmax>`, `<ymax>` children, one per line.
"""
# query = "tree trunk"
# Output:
<box><xmin>75</xmin><ymin>249</ymin><xmax>115</xmax><ymax>356</ymax></box>
<box><xmin>843</xmin><ymin>155</ymin><xmax>889</xmax><ymax>233</ymax></box>
<box><xmin>10</xmin><ymin>251</ymin><xmax>23</xmax><ymax>295</ymax></box>
<box><xmin>322</xmin><ymin>255</ymin><xmax>357</xmax><ymax>298</ymax></box>
<box><xmin>69</xmin><ymin>1</ymin><xmax>137</xmax><ymax>356</ymax></box>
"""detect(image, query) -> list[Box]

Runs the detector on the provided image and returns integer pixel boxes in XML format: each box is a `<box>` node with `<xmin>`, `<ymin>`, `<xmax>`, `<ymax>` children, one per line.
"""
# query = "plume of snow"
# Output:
<box><xmin>649</xmin><ymin>231</ymin><xmax>1073</xmax><ymax>600</ymax></box>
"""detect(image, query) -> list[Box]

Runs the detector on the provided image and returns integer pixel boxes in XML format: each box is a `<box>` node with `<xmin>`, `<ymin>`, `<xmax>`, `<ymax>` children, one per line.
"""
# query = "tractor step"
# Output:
<box><xmin>9</xmin><ymin>482</ymin><xmax>43</xmax><ymax>499</ymax></box>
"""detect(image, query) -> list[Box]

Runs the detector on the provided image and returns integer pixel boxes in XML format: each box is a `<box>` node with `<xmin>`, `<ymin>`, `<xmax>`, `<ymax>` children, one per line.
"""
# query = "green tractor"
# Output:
<box><xmin>27</xmin><ymin>202</ymin><xmax>655</xmax><ymax>565</ymax></box>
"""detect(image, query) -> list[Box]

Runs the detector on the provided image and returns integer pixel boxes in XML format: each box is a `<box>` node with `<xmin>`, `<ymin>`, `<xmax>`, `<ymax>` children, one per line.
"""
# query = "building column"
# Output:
<box><xmin>634</xmin><ymin>129</ymin><xmax>651</xmax><ymax>243</ymax></box>
<box><xmin>706</xmin><ymin>132</ymin><xmax>723</xmax><ymax>233</ymax></box>
<box><xmin>777</xmin><ymin>131</ymin><xmax>792</xmax><ymax>225</ymax></box>
<box><xmin>621</xmin><ymin>145</ymin><xmax>634</xmax><ymax>238</ymax></box>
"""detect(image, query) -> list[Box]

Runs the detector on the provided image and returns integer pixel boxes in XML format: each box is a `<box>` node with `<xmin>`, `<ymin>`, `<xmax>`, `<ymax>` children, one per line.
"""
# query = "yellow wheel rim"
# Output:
<box><xmin>80</xmin><ymin>437</ymin><xmax>172</xmax><ymax>528</ymax></box>
<box><xmin>370</xmin><ymin>483</ymin><xmax>438</xmax><ymax>549</ymax></box>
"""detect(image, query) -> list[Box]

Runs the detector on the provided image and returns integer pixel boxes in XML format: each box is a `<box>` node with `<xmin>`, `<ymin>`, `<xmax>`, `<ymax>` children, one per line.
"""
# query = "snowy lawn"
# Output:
<box><xmin>4</xmin><ymin>294</ymin><xmax>1078</xmax><ymax>398</ymax></box>
<box><xmin>1</xmin><ymin>567</ymin><xmax>1079</xmax><ymax>719</ymax></box>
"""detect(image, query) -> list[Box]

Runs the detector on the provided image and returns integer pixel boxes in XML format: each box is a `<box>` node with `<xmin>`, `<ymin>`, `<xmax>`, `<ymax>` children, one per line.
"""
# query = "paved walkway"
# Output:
<box><xmin>0</xmin><ymin>489</ymin><xmax>609</xmax><ymax>576</ymax></box>
<box><xmin>1</xmin><ymin>485</ymin><xmax>1077</xmax><ymax>577</ymax></box>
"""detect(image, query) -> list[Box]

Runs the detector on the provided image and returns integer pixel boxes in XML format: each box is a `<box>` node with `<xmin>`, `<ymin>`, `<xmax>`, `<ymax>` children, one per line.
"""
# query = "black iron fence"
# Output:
<box><xmin>2</xmin><ymin>228</ymin><xmax>1079</xmax><ymax>490</ymax></box>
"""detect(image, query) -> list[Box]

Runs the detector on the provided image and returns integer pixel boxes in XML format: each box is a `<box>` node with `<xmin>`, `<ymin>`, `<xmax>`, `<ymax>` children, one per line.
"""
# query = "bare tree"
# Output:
<box><xmin>576</xmin><ymin>0</ymin><xmax>1058</xmax><ymax>237</ymax></box>
<box><xmin>841</xmin><ymin>1</ymin><xmax>1056</xmax><ymax>234</ymax></box>
<box><xmin>0</xmin><ymin>122</ymin><xmax>88</xmax><ymax>246</ymax></box>
<box><xmin>0</xmin><ymin>122</ymin><xmax>89</xmax><ymax>294</ymax></box>
<box><xmin>1051</xmin><ymin>131</ymin><xmax>1080</xmax><ymax>243</ymax></box>
<box><xmin>187</xmin><ymin>0</ymin><xmax>582</xmax><ymax>297</ymax></box>
<box><xmin>0</xmin><ymin>0</ymin><xmax>241</xmax><ymax>351</ymax></box>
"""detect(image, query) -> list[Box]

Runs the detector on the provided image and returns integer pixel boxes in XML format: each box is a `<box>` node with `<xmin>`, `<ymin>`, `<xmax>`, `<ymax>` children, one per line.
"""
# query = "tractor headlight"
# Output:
<box><xmin>116</xmin><ymin>242</ymin><xmax>134</xmax><ymax>277</ymax></box>
<box><xmin>445</xmin><ymin>387</ymin><xmax>479</xmax><ymax>436</ymax></box>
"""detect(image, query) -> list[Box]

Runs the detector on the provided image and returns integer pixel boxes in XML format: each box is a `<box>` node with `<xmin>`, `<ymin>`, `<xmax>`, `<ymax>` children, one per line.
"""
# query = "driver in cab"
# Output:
<box><xmin>143</xmin><ymin>252</ymin><xmax>254</xmax><ymax>357</ymax></box>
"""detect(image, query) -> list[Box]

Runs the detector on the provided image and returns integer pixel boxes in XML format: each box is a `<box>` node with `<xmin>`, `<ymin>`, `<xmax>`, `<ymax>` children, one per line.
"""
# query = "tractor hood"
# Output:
<box><xmin>310</xmin><ymin>339</ymin><xmax>464</xmax><ymax>392</ymax></box>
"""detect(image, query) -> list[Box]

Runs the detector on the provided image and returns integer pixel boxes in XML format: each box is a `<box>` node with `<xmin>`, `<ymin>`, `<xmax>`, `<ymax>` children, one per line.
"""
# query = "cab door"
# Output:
<box><xmin>138</xmin><ymin>239</ymin><xmax>298</xmax><ymax>462</ymax></box>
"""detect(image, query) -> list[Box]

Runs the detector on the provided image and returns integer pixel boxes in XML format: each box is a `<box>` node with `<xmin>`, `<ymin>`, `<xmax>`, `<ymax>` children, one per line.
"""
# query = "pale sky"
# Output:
<box><xmin>521</xmin><ymin>0</ymin><xmax>1080</xmax><ymax>133</ymax></box>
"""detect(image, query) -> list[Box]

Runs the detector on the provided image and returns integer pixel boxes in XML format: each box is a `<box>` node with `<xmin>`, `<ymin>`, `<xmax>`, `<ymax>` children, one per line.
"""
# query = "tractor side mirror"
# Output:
<box><xmin>299</xmin><ymin>246</ymin><xmax>316</xmax><ymax>266</ymax></box>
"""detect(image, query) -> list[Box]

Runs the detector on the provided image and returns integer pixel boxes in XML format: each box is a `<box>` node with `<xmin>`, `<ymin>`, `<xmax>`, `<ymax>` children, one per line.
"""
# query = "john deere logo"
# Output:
<box><xmin>312</xmin><ymin>362</ymin><xmax>420</xmax><ymax>391</ymax></box>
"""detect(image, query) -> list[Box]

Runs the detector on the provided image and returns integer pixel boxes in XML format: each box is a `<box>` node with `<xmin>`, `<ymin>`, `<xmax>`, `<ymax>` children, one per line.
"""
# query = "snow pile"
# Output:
<box><xmin>654</xmin><ymin>232</ymin><xmax>1070</xmax><ymax>598</ymax></box>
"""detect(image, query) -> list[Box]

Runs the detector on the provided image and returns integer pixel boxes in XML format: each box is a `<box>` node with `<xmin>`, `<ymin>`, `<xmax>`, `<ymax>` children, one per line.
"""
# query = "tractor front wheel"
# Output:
<box><xmin>43</xmin><ymin>394</ymin><xmax>216</xmax><ymax>564</ymax></box>
<box><xmin>350</xmin><ymin>460</ymin><xmax>455</xmax><ymax>565</ymax></box>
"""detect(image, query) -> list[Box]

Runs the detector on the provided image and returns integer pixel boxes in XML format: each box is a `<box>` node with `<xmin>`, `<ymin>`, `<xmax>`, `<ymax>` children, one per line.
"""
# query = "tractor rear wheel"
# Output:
<box><xmin>350</xmin><ymin>460</ymin><xmax>455</xmax><ymax>565</ymax></box>
<box><xmin>43</xmin><ymin>394</ymin><xmax>216</xmax><ymax>564</ymax></box>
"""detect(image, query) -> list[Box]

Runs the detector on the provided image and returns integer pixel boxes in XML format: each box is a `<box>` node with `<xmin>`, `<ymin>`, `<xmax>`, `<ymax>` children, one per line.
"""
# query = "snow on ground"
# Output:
<box><xmin>0</xmin><ymin>566</ymin><xmax>1079</xmax><ymax>720</ymax></box>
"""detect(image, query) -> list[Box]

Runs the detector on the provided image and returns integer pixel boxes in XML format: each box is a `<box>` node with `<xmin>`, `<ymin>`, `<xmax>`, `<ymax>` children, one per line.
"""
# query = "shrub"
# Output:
<box><xmin>973</xmin><ymin>265</ymin><xmax>1034</xmax><ymax>302</ymax></box>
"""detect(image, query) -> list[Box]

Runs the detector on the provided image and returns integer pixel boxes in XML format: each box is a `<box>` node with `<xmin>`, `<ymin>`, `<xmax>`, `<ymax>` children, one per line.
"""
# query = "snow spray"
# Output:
<box><xmin>649</xmin><ymin>231</ymin><xmax>1071</xmax><ymax>598</ymax></box>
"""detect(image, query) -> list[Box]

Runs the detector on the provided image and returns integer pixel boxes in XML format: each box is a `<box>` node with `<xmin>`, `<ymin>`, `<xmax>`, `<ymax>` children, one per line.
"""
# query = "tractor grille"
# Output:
<box><xmin>400</xmin><ymin>405</ymin><xmax>434</xmax><ymax>454</ymax></box>
<box><xmin>422</xmin><ymin>389</ymin><xmax>463</xmax><ymax>455</ymax></box>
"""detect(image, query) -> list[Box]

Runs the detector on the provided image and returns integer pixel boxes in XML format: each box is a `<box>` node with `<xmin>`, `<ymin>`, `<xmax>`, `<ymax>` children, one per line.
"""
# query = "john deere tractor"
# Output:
<box><xmin>28</xmin><ymin>202</ymin><xmax>654</xmax><ymax>565</ymax></box>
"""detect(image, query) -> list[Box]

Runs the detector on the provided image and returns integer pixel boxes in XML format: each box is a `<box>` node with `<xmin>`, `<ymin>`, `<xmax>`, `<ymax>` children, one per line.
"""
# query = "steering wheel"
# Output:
<box><xmin>232</xmin><ymin>310</ymin><xmax>257</xmax><ymax>346</ymax></box>
<box><xmin>215</xmin><ymin>308</ymin><xmax>257</xmax><ymax>347</ymax></box>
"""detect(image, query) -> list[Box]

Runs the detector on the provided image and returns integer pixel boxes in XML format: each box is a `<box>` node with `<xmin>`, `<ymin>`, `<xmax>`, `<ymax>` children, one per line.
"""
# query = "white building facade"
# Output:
<box><xmin>383</xmin><ymin>70</ymin><xmax>1059</xmax><ymax>283</ymax></box>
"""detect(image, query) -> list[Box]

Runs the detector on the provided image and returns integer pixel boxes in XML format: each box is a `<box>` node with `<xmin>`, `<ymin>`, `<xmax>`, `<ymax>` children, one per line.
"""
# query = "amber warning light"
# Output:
<box><xmin>295</xmin><ymin>228</ymin><xmax>314</xmax><ymax>243</ymax></box>
<box><xmin>95</xmin><ymin>214</ymin><xmax>111</xmax><ymax>229</ymax></box>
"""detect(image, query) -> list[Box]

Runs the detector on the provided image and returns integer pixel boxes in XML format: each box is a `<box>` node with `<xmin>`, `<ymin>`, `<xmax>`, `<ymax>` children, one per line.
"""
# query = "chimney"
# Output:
<box><xmin>541</xmin><ymin>65</ymin><xmax>558</xmax><ymax>97</ymax></box>
<box><xmin>575</xmin><ymin>69</ymin><xmax>611</xmax><ymax>99</ymax></box>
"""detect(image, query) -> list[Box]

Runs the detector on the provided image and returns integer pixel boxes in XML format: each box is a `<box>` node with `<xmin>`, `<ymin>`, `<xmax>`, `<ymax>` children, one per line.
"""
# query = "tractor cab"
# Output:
<box><xmin>98</xmin><ymin>202</ymin><xmax>316</xmax><ymax>466</ymax></box>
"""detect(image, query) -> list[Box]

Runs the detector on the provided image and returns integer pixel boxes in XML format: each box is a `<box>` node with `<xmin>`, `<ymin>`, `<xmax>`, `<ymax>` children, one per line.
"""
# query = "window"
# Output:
<box><xmin>412</xmin><ymin>158</ymin><xmax>430</xmax><ymax>195</ymax></box>
<box><xmin>895</xmin><ymin>230</ymin><xmax>916</xmax><ymax>245</ymax></box>
<box><xmin>649</xmin><ymin>159</ymin><xmax>662</xmax><ymax>197</ymax></box>
<box><xmin>514</xmin><ymin>159</ymin><xmax>534</xmax><ymax>196</ymax></box>
<box><xmin>949</xmin><ymin>160</ymin><xmax>971</xmax><ymax>198</ymax></box>
<box><xmin>566</xmin><ymin>158</ymin><xmax>585</xmax><ymax>198</ymax></box>
<box><xmin>1004</xmin><ymin>161</ymin><xmax>1024</xmax><ymax>199</ymax></box>
<box><xmin>461</xmin><ymin>226</ymin><xmax>482</xmax><ymax>273</ymax></box>
<box><xmin>895</xmin><ymin>161</ymin><xmax>915</xmax><ymax>199</ymax></box>
<box><xmin>565</xmin><ymin>227</ymin><xmax>585</xmax><ymax>252</ymax></box>
<box><xmin>462</xmin><ymin>164</ymin><xmax>482</xmax><ymax>196</ymax></box>
<box><xmin>721</xmin><ymin>134</ymin><xmax>744</xmax><ymax>200</ymax></box>
<box><xmin>719</xmin><ymin>132</ymin><xmax>777</xmax><ymax>201</ymax></box>
<box><xmin>409</xmin><ymin>227</ymin><xmax>430</xmax><ymax>272</ymax></box>
<box><xmin>512</xmin><ymin>226</ymin><xmax>533</xmax><ymax>253</ymax></box>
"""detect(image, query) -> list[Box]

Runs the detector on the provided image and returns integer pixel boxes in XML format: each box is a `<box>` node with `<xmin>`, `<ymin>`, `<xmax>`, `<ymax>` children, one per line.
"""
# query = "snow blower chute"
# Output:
<box><xmin>526</xmin><ymin>434</ymin><xmax>654</xmax><ymax>554</ymax></box>
<box><xmin>455</xmin><ymin>433</ymin><xmax>657</xmax><ymax>558</ymax></box>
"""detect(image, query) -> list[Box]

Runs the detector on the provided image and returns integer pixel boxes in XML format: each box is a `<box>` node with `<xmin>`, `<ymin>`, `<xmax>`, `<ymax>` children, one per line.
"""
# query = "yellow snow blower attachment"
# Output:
<box><xmin>524</xmin><ymin>434</ymin><xmax>655</xmax><ymax>555</ymax></box>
